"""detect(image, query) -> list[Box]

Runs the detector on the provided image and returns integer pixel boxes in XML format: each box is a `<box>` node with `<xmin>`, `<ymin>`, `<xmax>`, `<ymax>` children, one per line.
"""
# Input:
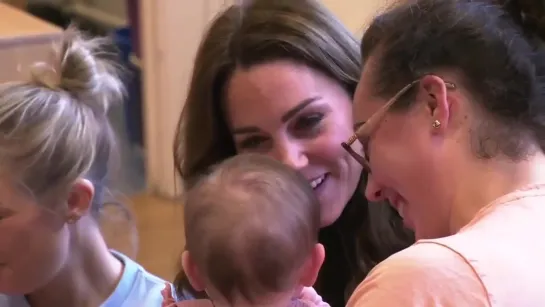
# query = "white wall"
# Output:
<box><xmin>141</xmin><ymin>0</ymin><xmax>234</xmax><ymax>198</ymax></box>
<box><xmin>27</xmin><ymin>0</ymin><xmax>393</xmax><ymax>36</ymax></box>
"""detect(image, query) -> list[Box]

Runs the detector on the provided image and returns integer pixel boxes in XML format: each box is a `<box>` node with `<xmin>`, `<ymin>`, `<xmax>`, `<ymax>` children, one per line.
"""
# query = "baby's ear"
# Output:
<box><xmin>181</xmin><ymin>251</ymin><xmax>206</xmax><ymax>291</ymax></box>
<box><xmin>299</xmin><ymin>243</ymin><xmax>325</xmax><ymax>287</ymax></box>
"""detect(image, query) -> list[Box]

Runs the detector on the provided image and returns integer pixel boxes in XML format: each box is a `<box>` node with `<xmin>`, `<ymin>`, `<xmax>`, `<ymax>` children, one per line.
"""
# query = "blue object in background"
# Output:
<box><xmin>113</xmin><ymin>27</ymin><xmax>132</xmax><ymax>62</ymax></box>
<box><xmin>112</xmin><ymin>27</ymin><xmax>144</xmax><ymax>147</ymax></box>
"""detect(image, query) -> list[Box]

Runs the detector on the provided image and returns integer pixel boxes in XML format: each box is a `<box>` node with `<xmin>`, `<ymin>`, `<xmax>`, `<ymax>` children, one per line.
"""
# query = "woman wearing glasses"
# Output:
<box><xmin>344</xmin><ymin>0</ymin><xmax>545</xmax><ymax>305</ymax></box>
<box><xmin>171</xmin><ymin>0</ymin><xmax>413</xmax><ymax>306</ymax></box>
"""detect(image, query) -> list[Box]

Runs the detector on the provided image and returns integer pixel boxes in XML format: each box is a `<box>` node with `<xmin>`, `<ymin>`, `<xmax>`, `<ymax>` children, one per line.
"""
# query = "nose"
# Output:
<box><xmin>364</xmin><ymin>174</ymin><xmax>385</xmax><ymax>202</ymax></box>
<box><xmin>273</xmin><ymin>141</ymin><xmax>308</xmax><ymax>170</ymax></box>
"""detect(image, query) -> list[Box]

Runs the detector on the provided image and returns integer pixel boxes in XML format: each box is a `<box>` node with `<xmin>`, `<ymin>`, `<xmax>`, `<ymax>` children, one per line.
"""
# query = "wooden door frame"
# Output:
<box><xmin>140</xmin><ymin>0</ymin><xmax>235</xmax><ymax>199</ymax></box>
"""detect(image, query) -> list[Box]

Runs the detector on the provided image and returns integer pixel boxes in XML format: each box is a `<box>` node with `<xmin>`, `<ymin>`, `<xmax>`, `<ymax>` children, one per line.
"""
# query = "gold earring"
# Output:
<box><xmin>66</xmin><ymin>215</ymin><xmax>80</xmax><ymax>224</ymax></box>
<box><xmin>432</xmin><ymin>120</ymin><xmax>441</xmax><ymax>129</ymax></box>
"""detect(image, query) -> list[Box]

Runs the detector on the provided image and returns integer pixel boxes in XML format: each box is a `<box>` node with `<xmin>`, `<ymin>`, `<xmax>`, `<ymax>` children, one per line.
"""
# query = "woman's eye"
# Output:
<box><xmin>294</xmin><ymin>113</ymin><xmax>324</xmax><ymax>131</ymax></box>
<box><xmin>238</xmin><ymin>135</ymin><xmax>268</xmax><ymax>150</ymax></box>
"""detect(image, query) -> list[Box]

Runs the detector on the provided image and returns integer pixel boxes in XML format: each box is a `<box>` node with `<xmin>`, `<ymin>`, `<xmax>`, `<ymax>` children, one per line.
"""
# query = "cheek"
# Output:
<box><xmin>371</xmin><ymin>124</ymin><xmax>430</xmax><ymax>191</ymax></box>
<box><xmin>0</xmin><ymin>213</ymin><xmax>68</xmax><ymax>293</ymax></box>
<box><xmin>311</xmin><ymin>115</ymin><xmax>359</xmax><ymax>170</ymax></box>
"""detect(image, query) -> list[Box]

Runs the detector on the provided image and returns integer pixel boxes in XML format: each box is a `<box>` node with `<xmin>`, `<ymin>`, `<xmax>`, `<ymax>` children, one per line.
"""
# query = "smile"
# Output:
<box><xmin>309</xmin><ymin>174</ymin><xmax>328</xmax><ymax>189</ymax></box>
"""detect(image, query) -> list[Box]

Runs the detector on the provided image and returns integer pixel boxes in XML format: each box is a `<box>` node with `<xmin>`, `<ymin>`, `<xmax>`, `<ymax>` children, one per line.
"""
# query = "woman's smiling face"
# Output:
<box><xmin>225</xmin><ymin>60</ymin><xmax>362</xmax><ymax>227</ymax></box>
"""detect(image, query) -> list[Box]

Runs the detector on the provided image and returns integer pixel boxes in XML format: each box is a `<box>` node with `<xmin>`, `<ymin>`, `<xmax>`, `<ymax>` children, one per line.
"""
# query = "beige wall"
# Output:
<box><xmin>321</xmin><ymin>0</ymin><xmax>394</xmax><ymax>36</ymax></box>
<box><xmin>141</xmin><ymin>0</ymin><xmax>233</xmax><ymax>198</ymax></box>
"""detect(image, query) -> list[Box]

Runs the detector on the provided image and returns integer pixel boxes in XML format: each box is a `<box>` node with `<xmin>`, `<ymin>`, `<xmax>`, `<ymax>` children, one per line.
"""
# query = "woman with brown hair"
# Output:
<box><xmin>343</xmin><ymin>0</ymin><xmax>545</xmax><ymax>305</ymax></box>
<box><xmin>172</xmin><ymin>0</ymin><xmax>413</xmax><ymax>306</ymax></box>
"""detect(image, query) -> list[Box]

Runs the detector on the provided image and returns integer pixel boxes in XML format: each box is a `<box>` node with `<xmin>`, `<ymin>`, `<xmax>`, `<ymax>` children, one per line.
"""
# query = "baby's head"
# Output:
<box><xmin>182</xmin><ymin>154</ymin><xmax>325</xmax><ymax>306</ymax></box>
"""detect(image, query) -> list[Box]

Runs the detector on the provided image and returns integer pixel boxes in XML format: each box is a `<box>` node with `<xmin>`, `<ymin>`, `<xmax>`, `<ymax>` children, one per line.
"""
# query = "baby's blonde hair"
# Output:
<box><xmin>0</xmin><ymin>26</ymin><xmax>124</xmax><ymax>215</ymax></box>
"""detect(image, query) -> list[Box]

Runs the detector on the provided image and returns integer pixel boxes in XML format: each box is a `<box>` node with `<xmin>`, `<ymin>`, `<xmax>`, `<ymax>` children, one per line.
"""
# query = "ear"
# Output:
<box><xmin>182</xmin><ymin>250</ymin><xmax>206</xmax><ymax>292</ymax></box>
<box><xmin>418</xmin><ymin>75</ymin><xmax>452</xmax><ymax>134</ymax></box>
<box><xmin>66</xmin><ymin>178</ymin><xmax>94</xmax><ymax>223</ymax></box>
<box><xmin>299</xmin><ymin>243</ymin><xmax>325</xmax><ymax>287</ymax></box>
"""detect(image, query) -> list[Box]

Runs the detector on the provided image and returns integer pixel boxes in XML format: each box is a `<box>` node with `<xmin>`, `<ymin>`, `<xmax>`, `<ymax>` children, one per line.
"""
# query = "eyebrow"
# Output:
<box><xmin>281</xmin><ymin>96</ymin><xmax>322</xmax><ymax>123</ymax></box>
<box><xmin>232</xmin><ymin>96</ymin><xmax>322</xmax><ymax>135</ymax></box>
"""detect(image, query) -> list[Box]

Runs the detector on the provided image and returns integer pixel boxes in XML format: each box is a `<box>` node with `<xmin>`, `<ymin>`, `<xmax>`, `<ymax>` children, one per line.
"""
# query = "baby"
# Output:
<box><xmin>163</xmin><ymin>154</ymin><xmax>329</xmax><ymax>307</ymax></box>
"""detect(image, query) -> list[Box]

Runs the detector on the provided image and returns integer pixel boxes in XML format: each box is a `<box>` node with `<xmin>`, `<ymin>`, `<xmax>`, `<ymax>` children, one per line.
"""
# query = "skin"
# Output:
<box><xmin>180</xmin><ymin>244</ymin><xmax>325</xmax><ymax>306</ymax></box>
<box><xmin>353</xmin><ymin>55</ymin><xmax>545</xmax><ymax>240</ymax></box>
<box><xmin>352</xmin><ymin>57</ymin><xmax>464</xmax><ymax>240</ymax></box>
<box><xmin>0</xmin><ymin>179</ymin><xmax>123</xmax><ymax>307</ymax></box>
<box><xmin>225</xmin><ymin>60</ymin><xmax>362</xmax><ymax>227</ymax></box>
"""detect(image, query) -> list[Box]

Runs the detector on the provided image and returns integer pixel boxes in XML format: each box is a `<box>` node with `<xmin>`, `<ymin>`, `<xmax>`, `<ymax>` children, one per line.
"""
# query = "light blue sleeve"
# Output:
<box><xmin>105</xmin><ymin>251</ymin><xmax>181</xmax><ymax>307</ymax></box>
<box><xmin>0</xmin><ymin>294</ymin><xmax>29</xmax><ymax>307</ymax></box>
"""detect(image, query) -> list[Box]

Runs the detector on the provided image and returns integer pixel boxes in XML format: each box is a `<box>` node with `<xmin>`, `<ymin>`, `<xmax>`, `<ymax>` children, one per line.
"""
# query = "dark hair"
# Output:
<box><xmin>184</xmin><ymin>154</ymin><xmax>320</xmax><ymax>304</ymax></box>
<box><xmin>361</xmin><ymin>0</ymin><xmax>545</xmax><ymax>160</ymax></box>
<box><xmin>173</xmin><ymin>0</ymin><xmax>413</xmax><ymax>305</ymax></box>
<box><xmin>502</xmin><ymin>0</ymin><xmax>545</xmax><ymax>41</ymax></box>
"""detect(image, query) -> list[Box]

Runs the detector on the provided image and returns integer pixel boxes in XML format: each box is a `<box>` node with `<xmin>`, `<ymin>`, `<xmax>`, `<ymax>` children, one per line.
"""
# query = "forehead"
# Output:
<box><xmin>353</xmin><ymin>57</ymin><xmax>382</xmax><ymax>124</ymax></box>
<box><xmin>225</xmin><ymin>61</ymin><xmax>344</xmax><ymax>125</ymax></box>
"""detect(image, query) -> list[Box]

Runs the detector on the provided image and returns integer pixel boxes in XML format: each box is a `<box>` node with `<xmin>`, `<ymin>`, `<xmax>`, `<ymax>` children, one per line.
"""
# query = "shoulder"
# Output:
<box><xmin>347</xmin><ymin>242</ymin><xmax>491</xmax><ymax>307</ymax></box>
<box><xmin>0</xmin><ymin>295</ymin><xmax>29</xmax><ymax>307</ymax></box>
<box><xmin>105</xmin><ymin>251</ymin><xmax>178</xmax><ymax>307</ymax></box>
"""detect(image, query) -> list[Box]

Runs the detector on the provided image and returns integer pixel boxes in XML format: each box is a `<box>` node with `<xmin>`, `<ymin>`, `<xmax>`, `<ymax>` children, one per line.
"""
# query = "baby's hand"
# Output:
<box><xmin>161</xmin><ymin>283</ymin><xmax>176</xmax><ymax>307</ymax></box>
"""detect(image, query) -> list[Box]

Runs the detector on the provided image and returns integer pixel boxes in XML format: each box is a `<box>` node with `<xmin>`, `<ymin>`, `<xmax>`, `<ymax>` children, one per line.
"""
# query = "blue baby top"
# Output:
<box><xmin>0</xmin><ymin>251</ymin><xmax>175</xmax><ymax>307</ymax></box>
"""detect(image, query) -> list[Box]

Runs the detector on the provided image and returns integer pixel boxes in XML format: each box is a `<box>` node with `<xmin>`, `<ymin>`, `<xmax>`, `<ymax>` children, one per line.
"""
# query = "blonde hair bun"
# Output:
<box><xmin>30</xmin><ymin>25</ymin><xmax>126</xmax><ymax>115</ymax></box>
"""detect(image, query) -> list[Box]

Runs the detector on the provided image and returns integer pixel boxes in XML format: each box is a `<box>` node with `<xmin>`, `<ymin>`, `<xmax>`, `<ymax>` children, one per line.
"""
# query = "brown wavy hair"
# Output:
<box><xmin>172</xmin><ymin>0</ymin><xmax>414</xmax><ymax>305</ymax></box>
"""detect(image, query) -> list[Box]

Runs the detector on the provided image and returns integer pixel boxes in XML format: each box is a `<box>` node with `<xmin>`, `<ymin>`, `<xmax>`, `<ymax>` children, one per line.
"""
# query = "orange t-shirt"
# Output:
<box><xmin>347</xmin><ymin>184</ymin><xmax>545</xmax><ymax>307</ymax></box>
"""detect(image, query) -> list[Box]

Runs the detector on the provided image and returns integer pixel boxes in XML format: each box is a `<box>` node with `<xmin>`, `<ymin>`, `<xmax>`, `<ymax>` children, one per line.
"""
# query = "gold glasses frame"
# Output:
<box><xmin>342</xmin><ymin>78</ymin><xmax>456</xmax><ymax>172</ymax></box>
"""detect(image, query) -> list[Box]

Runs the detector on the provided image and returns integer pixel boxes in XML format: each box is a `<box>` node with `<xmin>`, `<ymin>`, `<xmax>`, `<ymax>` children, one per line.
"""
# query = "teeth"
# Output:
<box><xmin>310</xmin><ymin>176</ymin><xmax>325</xmax><ymax>189</ymax></box>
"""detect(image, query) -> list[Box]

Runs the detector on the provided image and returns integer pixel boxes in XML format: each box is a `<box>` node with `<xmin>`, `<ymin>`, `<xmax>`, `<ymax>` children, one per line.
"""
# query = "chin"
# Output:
<box><xmin>319</xmin><ymin>201</ymin><xmax>346</xmax><ymax>227</ymax></box>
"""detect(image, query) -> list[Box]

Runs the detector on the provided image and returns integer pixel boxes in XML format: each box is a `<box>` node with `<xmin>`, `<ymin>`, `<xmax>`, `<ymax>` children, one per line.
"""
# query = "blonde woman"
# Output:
<box><xmin>0</xmin><ymin>28</ymin><xmax>173</xmax><ymax>307</ymax></box>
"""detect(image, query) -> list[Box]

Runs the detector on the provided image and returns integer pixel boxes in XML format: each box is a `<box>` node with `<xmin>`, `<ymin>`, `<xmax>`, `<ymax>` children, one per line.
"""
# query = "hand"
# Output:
<box><xmin>161</xmin><ymin>283</ymin><xmax>176</xmax><ymax>307</ymax></box>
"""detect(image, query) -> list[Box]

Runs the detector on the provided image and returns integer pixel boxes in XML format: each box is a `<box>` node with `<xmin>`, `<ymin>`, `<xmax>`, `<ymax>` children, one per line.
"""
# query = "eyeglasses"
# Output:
<box><xmin>342</xmin><ymin>78</ymin><xmax>456</xmax><ymax>172</ymax></box>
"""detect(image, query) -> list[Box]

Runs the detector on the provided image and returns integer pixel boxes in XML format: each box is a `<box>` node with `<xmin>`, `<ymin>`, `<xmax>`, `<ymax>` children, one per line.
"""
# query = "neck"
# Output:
<box><xmin>449</xmin><ymin>150</ymin><xmax>545</xmax><ymax>234</ymax></box>
<box><xmin>26</xmin><ymin>217</ymin><xmax>123</xmax><ymax>307</ymax></box>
